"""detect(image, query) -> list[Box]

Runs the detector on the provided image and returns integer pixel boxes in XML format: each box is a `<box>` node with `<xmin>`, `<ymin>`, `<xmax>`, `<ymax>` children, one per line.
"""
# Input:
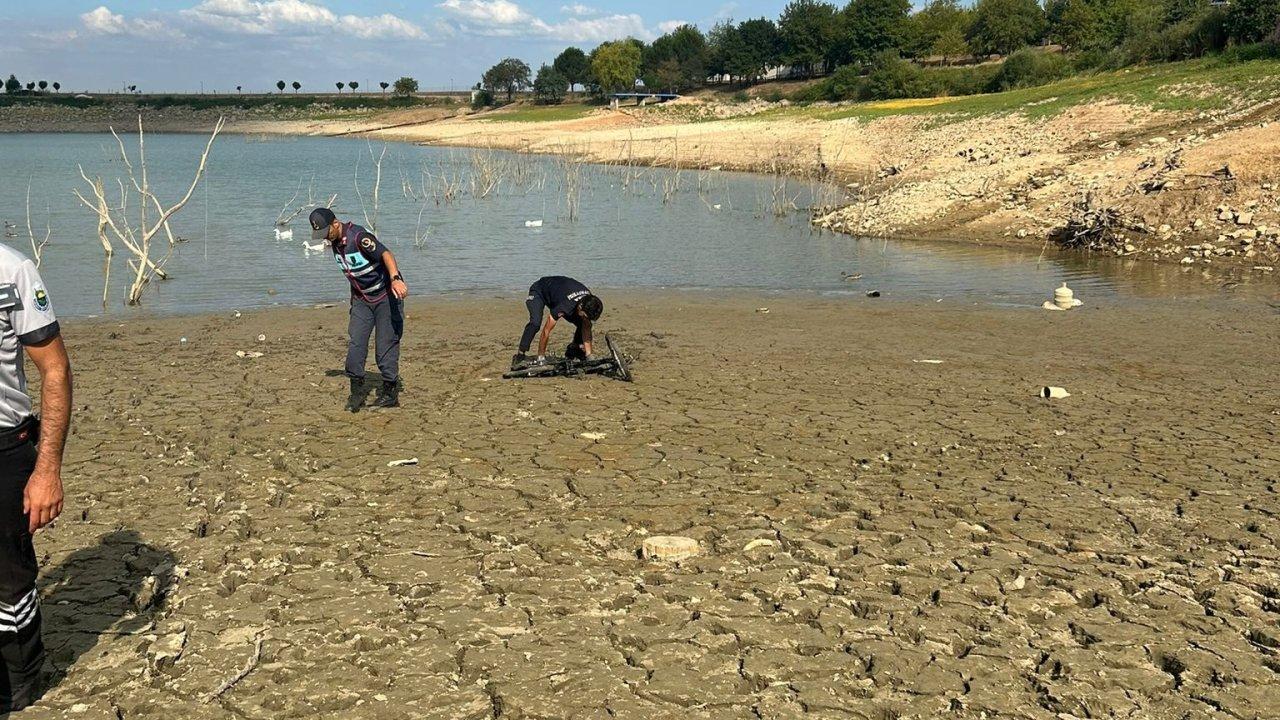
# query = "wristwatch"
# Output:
<box><xmin>392</xmin><ymin>274</ymin><xmax>403</xmax><ymax>282</ymax></box>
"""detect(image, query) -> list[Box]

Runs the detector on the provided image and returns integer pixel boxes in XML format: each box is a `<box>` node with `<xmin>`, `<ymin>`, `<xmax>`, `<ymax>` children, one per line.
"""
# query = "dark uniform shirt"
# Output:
<box><xmin>331</xmin><ymin>223</ymin><xmax>391</xmax><ymax>302</ymax></box>
<box><xmin>532</xmin><ymin>276</ymin><xmax>590</xmax><ymax>324</ymax></box>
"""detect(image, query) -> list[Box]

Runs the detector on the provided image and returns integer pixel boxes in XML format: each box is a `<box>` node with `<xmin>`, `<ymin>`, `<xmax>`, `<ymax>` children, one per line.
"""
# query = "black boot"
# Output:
<box><xmin>511</xmin><ymin>353</ymin><xmax>528</xmax><ymax>370</ymax></box>
<box><xmin>345</xmin><ymin>378</ymin><xmax>363</xmax><ymax>413</ymax></box>
<box><xmin>372</xmin><ymin>380</ymin><xmax>400</xmax><ymax>408</ymax></box>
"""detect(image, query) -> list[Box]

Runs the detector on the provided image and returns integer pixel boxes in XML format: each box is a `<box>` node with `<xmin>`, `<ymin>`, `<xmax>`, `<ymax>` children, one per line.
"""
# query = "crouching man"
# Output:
<box><xmin>512</xmin><ymin>276</ymin><xmax>603</xmax><ymax>369</ymax></box>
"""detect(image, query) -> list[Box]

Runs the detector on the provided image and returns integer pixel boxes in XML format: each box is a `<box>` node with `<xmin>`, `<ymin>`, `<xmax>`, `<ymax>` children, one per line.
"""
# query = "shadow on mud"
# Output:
<box><xmin>34</xmin><ymin>529</ymin><xmax>176</xmax><ymax>705</ymax></box>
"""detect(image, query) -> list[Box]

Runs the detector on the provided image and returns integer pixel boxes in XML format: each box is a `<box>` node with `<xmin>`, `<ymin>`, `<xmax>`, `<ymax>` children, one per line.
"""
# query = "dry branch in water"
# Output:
<box><xmin>25</xmin><ymin>177</ymin><xmax>51</xmax><ymax>267</ymax></box>
<box><xmin>73</xmin><ymin>115</ymin><xmax>224</xmax><ymax>306</ymax></box>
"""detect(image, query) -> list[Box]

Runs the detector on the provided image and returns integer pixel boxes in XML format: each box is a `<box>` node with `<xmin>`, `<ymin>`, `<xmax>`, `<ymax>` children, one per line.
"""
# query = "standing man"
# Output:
<box><xmin>309</xmin><ymin>208</ymin><xmax>408</xmax><ymax>412</ymax></box>
<box><xmin>512</xmin><ymin>276</ymin><xmax>604</xmax><ymax>369</ymax></box>
<box><xmin>0</xmin><ymin>244</ymin><xmax>71</xmax><ymax>711</ymax></box>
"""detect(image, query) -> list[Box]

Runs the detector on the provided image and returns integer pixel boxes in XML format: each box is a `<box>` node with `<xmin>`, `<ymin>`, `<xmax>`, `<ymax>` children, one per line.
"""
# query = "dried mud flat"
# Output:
<box><xmin>22</xmin><ymin>293</ymin><xmax>1280</xmax><ymax>719</ymax></box>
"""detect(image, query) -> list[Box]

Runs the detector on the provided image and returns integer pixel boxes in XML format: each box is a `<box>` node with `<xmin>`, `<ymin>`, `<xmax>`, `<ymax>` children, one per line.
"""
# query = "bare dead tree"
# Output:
<box><xmin>354</xmin><ymin>142</ymin><xmax>387</xmax><ymax>232</ymax></box>
<box><xmin>74</xmin><ymin>115</ymin><xmax>224</xmax><ymax>306</ymax></box>
<box><xmin>25</xmin><ymin>177</ymin><xmax>51</xmax><ymax>267</ymax></box>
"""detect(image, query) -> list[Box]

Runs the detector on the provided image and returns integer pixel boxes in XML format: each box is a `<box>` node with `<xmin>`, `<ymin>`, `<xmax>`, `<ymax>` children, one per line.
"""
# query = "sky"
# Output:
<box><xmin>0</xmin><ymin>0</ymin><xmax>809</xmax><ymax>93</ymax></box>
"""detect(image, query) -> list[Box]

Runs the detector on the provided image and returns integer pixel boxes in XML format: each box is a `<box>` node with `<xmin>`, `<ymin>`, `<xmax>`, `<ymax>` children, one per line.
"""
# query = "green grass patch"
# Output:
<box><xmin>475</xmin><ymin>103</ymin><xmax>596</xmax><ymax>123</ymax></box>
<box><xmin>762</xmin><ymin>55</ymin><xmax>1280</xmax><ymax>125</ymax></box>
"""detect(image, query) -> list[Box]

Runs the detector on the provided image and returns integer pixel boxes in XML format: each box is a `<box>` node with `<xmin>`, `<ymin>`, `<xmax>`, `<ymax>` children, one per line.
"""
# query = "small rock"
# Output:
<box><xmin>1237</xmin><ymin>212</ymin><xmax>1254</xmax><ymax>225</ymax></box>
<box><xmin>743</xmin><ymin>538</ymin><xmax>775</xmax><ymax>553</ymax></box>
<box><xmin>642</xmin><ymin>536</ymin><xmax>700</xmax><ymax>562</ymax></box>
<box><xmin>579</xmin><ymin>432</ymin><xmax>607</xmax><ymax>441</ymax></box>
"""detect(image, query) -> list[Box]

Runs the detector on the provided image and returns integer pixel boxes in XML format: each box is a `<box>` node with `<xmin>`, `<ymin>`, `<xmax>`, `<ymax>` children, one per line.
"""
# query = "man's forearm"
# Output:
<box><xmin>537</xmin><ymin>330</ymin><xmax>551</xmax><ymax>357</ymax></box>
<box><xmin>383</xmin><ymin>251</ymin><xmax>400</xmax><ymax>278</ymax></box>
<box><xmin>35</xmin><ymin>366</ymin><xmax>71</xmax><ymax>473</ymax></box>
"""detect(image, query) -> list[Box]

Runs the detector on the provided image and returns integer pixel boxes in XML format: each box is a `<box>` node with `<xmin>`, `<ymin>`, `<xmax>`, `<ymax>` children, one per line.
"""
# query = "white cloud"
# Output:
<box><xmin>81</xmin><ymin>6</ymin><xmax>128</xmax><ymax>34</ymax></box>
<box><xmin>184</xmin><ymin>0</ymin><xmax>426</xmax><ymax>39</ymax></box>
<box><xmin>439</xmin><ymin>0</ymin><xmax>653</xmax><ymax>41</ymax></box>
<box><xmin>657</xmin><ymin>20</ymin><xmax>688</xmax><ymax>34</ymax></box>
<box><xmin>436</xmin><ymin>0</ymin><xmax>531</xmax><ymax>25</ymax></box>
<box><xmin>560</xmin><ymin>4</ymin><xmax>597</xmax><ymax>16</ymax></box>
<box><xmin>79</xmin><ymin>6</ymin><xmax>184</xmax><ymax>39</ymax></box>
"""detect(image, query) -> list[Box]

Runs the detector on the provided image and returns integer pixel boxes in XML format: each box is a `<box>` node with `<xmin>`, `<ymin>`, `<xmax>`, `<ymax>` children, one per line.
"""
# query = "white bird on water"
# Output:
<box><xmin>274</xmin><ymin>227</ymin><xmax>294</xmax><ymax>242</ymax></box>
<box><xmin>302</xmin><ymin>240</ymin><xmax>325</xmax><ymax>255</ymax></box>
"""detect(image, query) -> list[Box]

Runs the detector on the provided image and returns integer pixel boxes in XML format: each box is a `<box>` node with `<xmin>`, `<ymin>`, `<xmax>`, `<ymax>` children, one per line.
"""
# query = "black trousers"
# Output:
<box><xmin>0</xmin><ymin>427</ymin><xmax>45</xmax><ymax>711</ymax></box>
<box><xmin>346</xmin><ymin>296</ymin><xmax>403</xmax><ymax>384</ymax></box>
<box><xmin>519</xmin><ymin>290</ymin><xmax>584</xmax><ymax>355</ymax></box>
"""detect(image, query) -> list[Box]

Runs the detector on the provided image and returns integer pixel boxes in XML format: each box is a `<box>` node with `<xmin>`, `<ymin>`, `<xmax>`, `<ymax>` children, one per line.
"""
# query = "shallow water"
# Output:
<box><xmin>0</xmin><ymin>133</ymin><xmax>1271</xmax><ymax>317</ymax></box>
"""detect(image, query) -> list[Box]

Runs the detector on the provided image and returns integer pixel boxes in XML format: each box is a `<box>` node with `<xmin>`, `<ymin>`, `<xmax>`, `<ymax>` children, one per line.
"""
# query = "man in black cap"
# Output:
<box><xmin>309</xmin><ymin>208</ymin><xmax>408</xmax><ymax>412</ymax></box>
<box><xmin>512</xmin><ymin>276</ymin><xmax>604</xmax><ymax>369</ymax></box>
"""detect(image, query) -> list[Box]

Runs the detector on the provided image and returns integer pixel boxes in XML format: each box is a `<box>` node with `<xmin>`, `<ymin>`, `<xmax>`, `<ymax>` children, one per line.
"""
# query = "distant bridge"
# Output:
<box><xmin>610</xmin><ymin>92</ymin><xmax>680</xmax><ymax>109</ymax></box>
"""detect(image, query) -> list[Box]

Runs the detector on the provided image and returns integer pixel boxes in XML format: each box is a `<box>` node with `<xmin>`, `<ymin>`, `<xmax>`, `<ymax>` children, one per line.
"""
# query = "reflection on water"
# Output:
<box><xmin>0</xmin><ymin>133</ymin><xmax>1273</xmax><ymax>317</ymax></box>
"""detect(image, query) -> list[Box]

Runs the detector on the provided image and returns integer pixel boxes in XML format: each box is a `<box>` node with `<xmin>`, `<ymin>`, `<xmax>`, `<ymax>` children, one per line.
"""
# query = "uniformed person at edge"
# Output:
<box><xmin>309</xmin><ymin>208</ymin><xmax>408</xmax><ymax>412</ymax></box>
<box><xmin>0</xmin><ymin>244</ymin><xmax>71</xmax><ymax>711</ymax></box>
<box><xmin>512</xmin><ymin>276</ymin><xmax>604</xmax><ymax>370</ymax></box>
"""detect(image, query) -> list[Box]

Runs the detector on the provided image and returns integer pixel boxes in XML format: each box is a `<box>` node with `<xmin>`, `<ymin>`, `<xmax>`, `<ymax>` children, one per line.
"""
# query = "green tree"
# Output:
<box><xmin>52</xmin><ymin>82</ymin><xmax>60</xmax><ymax>93</ymax></box>
<box><xmin>349</xmin><ymin>81</ymin><xmax>359</xmax><ymax>93</ymax></box>
<box><xmin>533</xmin><ymin>64</ymin><xmax>568</xmax><ymax>104</ymax></box>
<box><xmin>838</xmin><ymin>0</ymin><xmax>912</xmax><ymax>66</ymax></box>
<box><xmin>276</xmin><ymin>80</ymin><xmax>286</xmax><ymax>93</ymax></box>
<box><xmin>932</xmin><ymin>25</ymin><xmax>970</xmax><ymax>63</ymax></box>
<box><xmin>1225</xmin><ymin>0</ymin><xmax>1280</xmax><ymax>42</ymax></box>
<box><xmin>968</xmin><ymin>0</ymin><xmax>1047</xmax><ymax>55</ymax></box>
<box><xmin>336</xmin><ymin>82</ymin><xmax>345</xmax><ymax>93</ymax></box>
<box><xmin>904</xmin><ymin>0</ymin><xmax>972</xmax><ymax>58</ymax></box>
<box><xmin>642</xmin><ymin>24</ymin><xmax>709</xmax><ymax>92</ymax></box>
<box><xmin>4</xmin><ymin>75</ymin><xmax>19</xmax><ymax>94</ymax></box>
<box><xmin>731</xmin><ymin>18</ymin><xmax>783</xmax><ymax>82</ymax></box>
<box><xmin>591</xmin><ymin>40</ymin><xmax>642</xmax><ymax>94</ymax></box>
<box><xmin>705</xmin><ymin>20</ymin><xmax>736</xmax><ymax>81</ymax></box>
<box><xmin>482</xmin><ymin>57</ymin><xmax>533</xmax><ymax>102</ymax></box>
<box><xmin>292</xmin><ymin>81</ymin><xmax>301</xmax><ymax>93</ymax></box>
<box><xmin>779</xmin><ymin>0</ymin><xmax>840</xmax><ymax>77</ymax></box>
<box><xmin>553</xmin><ymin>47</ymin><xmax>591</xmax><ymax>92</ymax></box>
<box><xmin>1046</xmin><ymin>0</ymin><xmax>1102</xmax><ymax>50</ymax></box>
<box><xmin>393</xmin><ymin>76</ymin><xmax>419</xmax><ymax>96</ymax></box>
<box><xmin>37</xmin><ymin>80</ymin><xmax>47</xmax><ymax>92</ymax></box>
<box><xmin>380</xmin><ymin>81</ymin><xmax>390</xmax><ymax>94</ymax></box>
<box><xmin>862</xmin><ymin>50</ymin><xmax>932</xmax><ymax>99</ymax></box>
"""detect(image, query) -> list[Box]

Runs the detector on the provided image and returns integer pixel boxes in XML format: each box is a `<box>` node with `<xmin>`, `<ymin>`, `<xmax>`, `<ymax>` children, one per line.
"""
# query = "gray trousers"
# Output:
<box><xmin>347</xmin><ymin>297</ymin><xmax>403</xmax><ymax>384</ymax></box>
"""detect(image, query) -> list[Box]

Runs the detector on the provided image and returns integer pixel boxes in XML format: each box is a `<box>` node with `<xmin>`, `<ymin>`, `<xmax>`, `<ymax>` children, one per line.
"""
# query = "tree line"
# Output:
<box><xmin>473</xmin><ymin>0</ymin><xmax>1280</xmax><ymax>105</ymax></box>
<box><xmin>5</xmin><ymin>75</ymin><xmax>61</xmax><ymax>94</ymax></box>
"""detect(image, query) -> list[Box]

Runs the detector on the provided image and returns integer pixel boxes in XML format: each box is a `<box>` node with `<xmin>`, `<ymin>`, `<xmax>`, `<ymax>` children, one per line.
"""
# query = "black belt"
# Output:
<box><xmin>0</xmin><ymin>417</ymin><xmax>38</xmax><ymax>453</ymax></box>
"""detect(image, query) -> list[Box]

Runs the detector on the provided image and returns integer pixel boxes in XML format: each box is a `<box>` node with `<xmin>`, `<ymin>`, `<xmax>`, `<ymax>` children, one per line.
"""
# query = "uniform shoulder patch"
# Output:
<box><xmin>0</xmin><ymin>283</ymin><xmax>20</xmax><ymax>311</ymax></box>
<box><xmin>34</xmin><ymin>288</ymin><xmax>49</xmax><ymax>312</ymax></box>
<box><xmin>359</xmin><ymin>236</ymin><xmax>376</xmax><ymax>251</ymax></box>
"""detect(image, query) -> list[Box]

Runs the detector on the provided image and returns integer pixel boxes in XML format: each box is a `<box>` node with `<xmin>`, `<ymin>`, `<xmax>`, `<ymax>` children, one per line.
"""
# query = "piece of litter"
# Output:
<box><xmin>257</xmin><ymin>334</ymin><xmax>267</xmax><ymax>342</ymax></box>
<box><xmin>233</xmin><ymin>311</ymin><xmax>242</xmax><ymax>318</ymax></box>
<box><xmin>524</xmin><ymin>220</ymin><xmax>543</xmax><ymax>228</ymax></box>
<box><xmin>913</xmin><ymin>359</ymin><xmax>943</xmax><ymax>364</ymax></box>
<box><xmin>755</xmin><ymin>307</ymin><xmax>770</xmax><ymax>314</ymax></box>
<box><xmin>642</xmin><ymin>536</ymin><xmax>700</xmax><ymax>562</ymax></box>
<box><xmin>235</xmin><ymin>350</ymin><xmax>264</xmax><ymax>359</ymax></box>
<box><xmin>579</xmin><ymin>432</ymin><xmax>607</xmax><ymax>441</ymax></box>
<box><xmin>387</xmin><ymin>458</ymin><xmax>419</xmax><ymax>468</ymax></box>
<box><xmin>180</xmin><ymin>337</ymin><xmax>188</xmax><ymax>344</ymax></box>
<box><xmin>866</xmin><ymin>290</ymin><xmax>881</xmax><ymax>298</ymax></box>
<box><xmin>1039</xmin><ymin>386</ymin><xmax>1070</xmax><ymax>399</ymax></box>
<box><xmin>743</xmin><ymin>539</ymin><xmax>775</xmax><ymax>552</ymax></box>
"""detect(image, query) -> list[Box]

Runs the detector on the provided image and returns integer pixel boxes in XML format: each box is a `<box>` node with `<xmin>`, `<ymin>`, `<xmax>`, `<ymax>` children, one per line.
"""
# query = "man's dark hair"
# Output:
<box><xmin>580</xmin><ymin>294</ymin><xmax>603</xmax><ymax>321</ymax></box>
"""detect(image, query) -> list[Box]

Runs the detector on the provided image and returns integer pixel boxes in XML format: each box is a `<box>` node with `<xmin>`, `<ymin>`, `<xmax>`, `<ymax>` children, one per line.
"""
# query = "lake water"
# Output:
<box><xmin>0</xmin><ymin>133</ymin><xmax>1271</xmax><ymax>318</ymax></box>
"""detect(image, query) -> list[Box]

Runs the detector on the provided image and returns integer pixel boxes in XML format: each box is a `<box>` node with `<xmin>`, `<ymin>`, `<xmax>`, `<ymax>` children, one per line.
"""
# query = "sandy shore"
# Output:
<box><xmin>19</xmin><ymin>292</ymin><xmax>1280</xmax><ymax>718</ymax></box>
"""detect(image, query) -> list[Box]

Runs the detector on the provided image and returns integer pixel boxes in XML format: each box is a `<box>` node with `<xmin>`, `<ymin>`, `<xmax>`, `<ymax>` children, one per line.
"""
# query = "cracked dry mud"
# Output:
<box><xmin>23</xmin><ymin>293</ymin><xmax>1280</xmax><ymax>719</ymax></box>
